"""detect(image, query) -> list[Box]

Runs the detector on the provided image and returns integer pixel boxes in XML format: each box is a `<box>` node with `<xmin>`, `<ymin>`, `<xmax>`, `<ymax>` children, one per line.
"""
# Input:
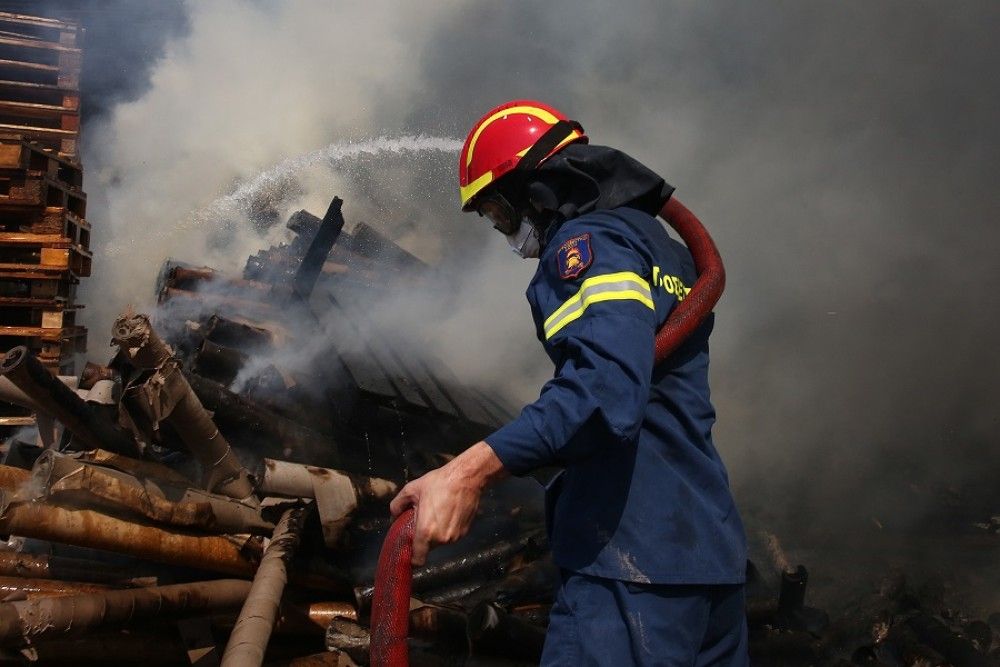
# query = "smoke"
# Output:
<box><xmin>47</xmin><ymin>0</ymin><xmax>998</xmax><ymax>569</ymax></box>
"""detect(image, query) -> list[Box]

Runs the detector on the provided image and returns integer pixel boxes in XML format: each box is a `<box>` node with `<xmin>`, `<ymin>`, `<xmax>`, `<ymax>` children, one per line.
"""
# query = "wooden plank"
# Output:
<box><xmin>0</xmin><ymin>57</ymin><xmax>55</xmax><ymax>73</ymax></box>
<box><xmin>0</xmin><ymin>206</ymin><xmax>87</xmax><ymax>233</ymax></box>
<box><xmin>0</xmin><ymin>268</ymin><xmax>77</xmax><ymax>281</ymax></box>
<box><xmin>0</xmin><ymin>232</ymin><xmax>73</xmax><ymax>245</ymax></box>
<box><xmin>0</xmin><ymin>12</ymin><xmax>80</xmax><ymax>33</ymax></box>
<box><xmin>0</xmin><ymin>324</ymin><xmax>84</xmax><ymax>340</ymax></box>
<box><xmin>392</xmin><ymin>353</ymin><xmax>461</xmax><ymax>417</ymax></box>
<box><xmin>419</xmin><ymin>356</ymin><xmax>507</xmax><ymax>428</ymax></box>
<box><xmin>0</xmin><ymin>122</ymin><xmax>76</xmax><ymax>137</ymax></box>
<box><xmin>331</xmin><ymin>294</ymin><xmax>429</xmax><ymax>409</ymax></box>
<box><xmin>0</xmin><ymin>415</ymin><xmax>35</xmax><ymax>427</ymax></box>
<box><xmin>0</xmin><ymin>244</ymin><xmax>91</xmax><ymax>277</ymax></box>
<box><xmin>0</xmin><ymin>99</ymin><xmax>78</xmax><ymax>116</ymax></box>
<box><xmin>324</xmin><ymin>297</ymin><xmax>398</xmax><ymax>400</ymax></box>
<box><xmin>0</xmin><ymin>174</ymin><xmax>86</xmax><ymax>216</ymax></box>
<box><xmin>0</xmin><ymin>138</ymin><xmax>83</xmax><ymax>184</ymax></box>
<box><xmin>0</xmin><ymin>34</ymin><xmax>81</xmax><ymax>55</ymax></box>
<box><xmin>0</xmin><ymin>296</ymin><xmax>73</xmax><ymax>308</ymax></box>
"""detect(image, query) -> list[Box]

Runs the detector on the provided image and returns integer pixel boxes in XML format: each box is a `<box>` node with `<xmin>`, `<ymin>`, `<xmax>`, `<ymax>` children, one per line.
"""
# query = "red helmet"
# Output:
<box><xmin>458</xmin><ymin>100</ymin><xmax>587</xmax><ymax>210</ymax></box>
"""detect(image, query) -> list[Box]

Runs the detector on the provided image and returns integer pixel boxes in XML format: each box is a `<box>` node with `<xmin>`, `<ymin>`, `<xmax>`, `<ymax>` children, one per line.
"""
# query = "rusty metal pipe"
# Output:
<box><xmin>0</xmin><ymin>552</ymin><xmax>155</xmax><ymax>585</ymax></box>
<box><xmin>258</xmin><ymin>459</ymin><xmax>396</xmax><ymax>547</ymax></box>
<box><xmin>0</xmin><ymin>489</ymin><xmax>262</xmax><ymax>578</ymax></box>
<box><xmin>356</xmin><ymin>530</ymin><xmax>545</xmax><ymax>612</ymax></box>
<box><xmin>0</xmin><ymin>575</ymin><xmax>115</xmax><ymax>599</ymax></box>
<box><xmin>0</xmin><ymin>347</ymin><xmax>139</xmax><ymax>456</ymax></box>
<box><xmin>0</xmin><ymin>464</ymin><xmax>29</xmax><ymax>492</ymax></box>
<box><xmin>71</xmin><ymin>448</ymin><xmax>193</xmax><ymax>487</ymax></box>
<box><xmin>258</xmin><ymin>459</ymin><xmax>395</xmax><ymax>501</ymax></box>
<box><xmin>111</xmin><ymin>311</ymin><xmax>257</xmax><ymax>504</ymax></box>
<box><xmin>0</xmin><ymin>578</ymin><xmax>252</xmax><ymax>646</ymax></box>
<box><xmin>23</xmin><ymin>632</ymin><xmax>191</xmax><ymax>664</ymax></box>
<box><xmin>33</xmin><ymin>451</ymin><xmax>274</xmax><ymax>535</ymax></box>
<box><xmin>222</xmin><ymin>506</ymin><xmax>306</xmax><ymax>667</ymax></box>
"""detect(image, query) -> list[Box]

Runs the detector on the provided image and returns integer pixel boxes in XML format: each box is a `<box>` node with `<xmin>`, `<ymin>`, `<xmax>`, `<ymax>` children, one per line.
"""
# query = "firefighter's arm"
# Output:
<box><xmin>485</xmin><ymin>227</ymin><xmax>656</xmax><ymax>475</ymax></box>
<box><xmin>390</xmin><ymin>441</ymin><xmax>507</xmax><ymax>565</ymax></box>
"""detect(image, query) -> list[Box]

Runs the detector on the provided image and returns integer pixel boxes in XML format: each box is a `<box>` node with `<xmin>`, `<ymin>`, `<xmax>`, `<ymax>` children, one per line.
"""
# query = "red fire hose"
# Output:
<box><xmin>370</xmin><ymin>198</ymin><xmax>725</xmax><ymax>666</ymax></box>
<box><xmin>370</xmin><ymin>508</ymin><xmax>415</xmax><ymax>667</ymax></box>
<box><xmin>654</xmin><ymin>197</ymin><xmax>726</xmax><ymax>363</ymax></box>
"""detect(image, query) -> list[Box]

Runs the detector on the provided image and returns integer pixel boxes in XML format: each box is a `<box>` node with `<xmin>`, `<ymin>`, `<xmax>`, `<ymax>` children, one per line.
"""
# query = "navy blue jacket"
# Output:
<box><xmin>485</xmin><ymin>206</ymin><xmax>747</xmax><ymax>585</ymax></box>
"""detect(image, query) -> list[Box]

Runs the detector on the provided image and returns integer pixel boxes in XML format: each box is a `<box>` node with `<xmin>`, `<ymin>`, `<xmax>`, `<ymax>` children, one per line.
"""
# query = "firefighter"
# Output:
<box><xmin>390</xmin><ymin>100</ymin><xmax>748</xmax><ymax>665</ymax></box>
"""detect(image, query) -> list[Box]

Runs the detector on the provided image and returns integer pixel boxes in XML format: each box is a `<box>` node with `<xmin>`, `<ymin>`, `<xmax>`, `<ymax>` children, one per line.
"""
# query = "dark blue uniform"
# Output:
<box><xmin>485</xmin><ymin>206</ymin><xmax>748</xmax><ymax>665</ymax></box>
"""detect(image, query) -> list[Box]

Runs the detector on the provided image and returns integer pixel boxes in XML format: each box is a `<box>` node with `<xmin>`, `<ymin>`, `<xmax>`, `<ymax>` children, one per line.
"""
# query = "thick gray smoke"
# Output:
<box><xmin>38</xmin><ymin>1</ymin><xmax>1000</xmax><ymax>580</ymax></box>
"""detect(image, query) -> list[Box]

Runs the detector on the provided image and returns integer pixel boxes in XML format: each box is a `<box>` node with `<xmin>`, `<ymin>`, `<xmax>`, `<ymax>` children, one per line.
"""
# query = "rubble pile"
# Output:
<box><xmin>0</xmin><ymin>12</ymin><xmax>90</xmax><ymax>428</ymax></box>
<box><xmin>0</xmin><ymin>195</ymin><xmax>558</xmax><ymax>666</ymax></box>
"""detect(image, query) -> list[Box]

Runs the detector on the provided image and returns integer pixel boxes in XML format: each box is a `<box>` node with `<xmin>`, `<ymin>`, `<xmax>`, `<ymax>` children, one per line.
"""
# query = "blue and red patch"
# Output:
<box><xmin>556</xmin><ymin>233</ymin><xmax>593</xmax><ymax>280</ymax></box>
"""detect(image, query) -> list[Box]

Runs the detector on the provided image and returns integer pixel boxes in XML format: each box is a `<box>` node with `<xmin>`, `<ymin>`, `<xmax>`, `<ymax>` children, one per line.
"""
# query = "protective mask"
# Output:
<box><xmin>505</xmin><ymin>221</ymin><xmax>540</xmax><ymax>259</ymax></box>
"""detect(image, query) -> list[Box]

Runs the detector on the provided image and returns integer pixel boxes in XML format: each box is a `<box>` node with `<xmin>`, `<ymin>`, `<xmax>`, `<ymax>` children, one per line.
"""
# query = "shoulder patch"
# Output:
<box><xmin>556</xmin><ymin>233</ymin><xmax>593</xmax><ymax>280</ymax></box>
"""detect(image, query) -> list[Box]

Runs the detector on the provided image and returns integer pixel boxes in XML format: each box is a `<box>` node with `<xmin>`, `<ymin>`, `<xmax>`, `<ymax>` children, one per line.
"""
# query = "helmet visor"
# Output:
<box><xmin>477</xmin><ymin>194</ymin><xmax>520</xmax><ymax>236</ymax></box>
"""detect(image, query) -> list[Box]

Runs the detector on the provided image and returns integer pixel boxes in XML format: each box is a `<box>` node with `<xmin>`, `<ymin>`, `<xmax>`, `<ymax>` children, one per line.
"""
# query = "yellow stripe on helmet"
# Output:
<box><xmin>465</xmin><ymin>105</ymin><xmax>561</xmax><ymax>168</ymax></box>
<box><xmin>460</xmin><ymin>170</ymin><xmax>495</xmax><ymax>208</ymax></box>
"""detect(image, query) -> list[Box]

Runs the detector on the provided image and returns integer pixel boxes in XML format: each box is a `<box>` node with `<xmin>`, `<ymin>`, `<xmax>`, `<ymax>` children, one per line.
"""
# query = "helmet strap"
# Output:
<box><xmin>515</xmin><ymin>120</ymin><xmax>583</xmax><ymax>173</ymax></box>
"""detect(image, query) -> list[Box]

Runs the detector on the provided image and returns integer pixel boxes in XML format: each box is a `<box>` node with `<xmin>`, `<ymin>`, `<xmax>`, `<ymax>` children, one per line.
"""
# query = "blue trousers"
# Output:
<box><xmin>540</xmin><ymin>570</ymin><xmax>749</xmax><ymax>666</ymax></box>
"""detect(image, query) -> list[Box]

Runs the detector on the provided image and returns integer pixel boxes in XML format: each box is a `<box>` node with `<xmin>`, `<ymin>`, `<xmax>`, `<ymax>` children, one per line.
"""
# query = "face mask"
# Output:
<box><xmin>505</xmin><ymin>220</ymin><xmax>541</xmax><ymax>259</ymax></box>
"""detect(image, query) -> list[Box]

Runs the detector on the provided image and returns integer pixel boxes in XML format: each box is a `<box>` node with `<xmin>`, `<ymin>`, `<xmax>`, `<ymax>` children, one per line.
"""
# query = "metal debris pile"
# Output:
<box><xmin>0</xmin><ymin>195</ymin><xmax>558</xmax><ymax>666</ymax></box>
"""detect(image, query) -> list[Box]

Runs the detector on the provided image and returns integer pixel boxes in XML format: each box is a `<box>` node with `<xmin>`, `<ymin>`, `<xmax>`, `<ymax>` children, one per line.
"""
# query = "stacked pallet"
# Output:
<box><xmin>0</xmin><ymin>13</ymin><xmax>87</xmax><ymax>427</ymax></box>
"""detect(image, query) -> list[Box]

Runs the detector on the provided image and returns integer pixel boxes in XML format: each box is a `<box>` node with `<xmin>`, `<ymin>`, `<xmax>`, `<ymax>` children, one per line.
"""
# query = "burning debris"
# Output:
<box><xmin>0</xmin><ymin>189</ymin><xmax>560</xmax><ymax>665</ymax></box>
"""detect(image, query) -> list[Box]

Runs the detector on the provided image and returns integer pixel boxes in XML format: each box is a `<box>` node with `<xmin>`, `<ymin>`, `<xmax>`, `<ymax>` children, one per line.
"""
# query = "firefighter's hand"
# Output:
<box><xmin>389</xmin><ymin>441</ymin><xmax>507</xmax><ymax>566</ymax></box>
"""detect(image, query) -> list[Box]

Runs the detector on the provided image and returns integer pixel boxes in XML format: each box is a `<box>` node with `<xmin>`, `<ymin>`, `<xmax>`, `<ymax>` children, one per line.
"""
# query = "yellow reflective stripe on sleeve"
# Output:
<box><xmin>543</xmin><ymin>271</ymin><xmax>654</xmax><ymax>340</ymax></box>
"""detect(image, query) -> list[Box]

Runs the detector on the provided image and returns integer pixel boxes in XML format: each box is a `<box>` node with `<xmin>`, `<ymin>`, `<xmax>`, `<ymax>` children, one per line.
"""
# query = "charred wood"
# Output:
<box><xmin>193</xmin><ymin>338</ymin><xmax>249</xmax><ymax>386</ymax></box>
<box><xmin>112</xmin><ymin>311</ymin><xmax>257</xmax><ymax>504</ymax></box>
<box><xmin>468</xmin><ymin>602</ymin><xmax>546</xmax><ymax>663</ymax></box>
<box><xmin>355</xmin><ymin>531</ymin><xmax>546</xmax><ymax>613</ymax></box>
<box><xmin>292</xmin><ymin>197</ymin><xmax>345</xmax><ymax>301</ymax></box>
<box><xmin>0</xmin><ymin>347</ymin><xmax>139</xmax><ymax>456</ymax></box>
<box><xmin>185</xmin><ymin>372</ymin><xmax>339</xmax><ymax>466</ymax></box>
<box><xmin>17</xmin><ymin>632</ymin><xmax>192</xmax><ymax>664</ymax></box>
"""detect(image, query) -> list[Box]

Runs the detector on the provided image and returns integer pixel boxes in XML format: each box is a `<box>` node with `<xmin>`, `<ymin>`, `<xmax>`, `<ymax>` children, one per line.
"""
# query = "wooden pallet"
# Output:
<box><xmin>0</xmin><ymin>123</ymin><xmax>75</xmax><ymax>159</ymax></box>
<box><xmin>0</xmin><ymin>32</ymin><xmax>81</xmax><ymax>96</ymax></box>
<box><xmin>0</xmin><ymin>324</ymin><xmax>86</xmax><ymax>356</ymax></box>
<box><xmin>0</xmin><ymin>31</ymin><xmax>82</xmax><ymax>68</ymax></box>
<box><xmin>0</xmin><ymin>138</ymin><xmax>82</xmax><ymax>188</ymax></box>
<box><xmin>0</xmin><ymin>240</ymin><xmax>91</xmax><ymax>278</ymax></box>
<box><xmin>0</xmin><ymin>12</ymin><xmax>83</xmax><ymax>49</ymax></box>
<box><xmin>0</xmin><ymin>296</ymin><xmax>80</xmax><ymax>328</ymax></box>
<box><xmin>0</xmin><ymin>79</ymin><xmax>78</xmax><ymax>115</ymax></box>
<box><xmin>0</xmin><ymin>101</ymin><xmax>78</xmax><ymax>137</ymax></box>
<box><xmin>0</xmin><ymin>268</ymin><xmax>78</xmax><ymax>299</ymax></box>
<box><xmin>0</xmin><ymin>173</ymin><xmax>85</xmax><ymax>216</ymax></box>
<box><xmin>0</xmin><ymin>207</ymin><xmax>89</xmax><ymax>247</ymax></box>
